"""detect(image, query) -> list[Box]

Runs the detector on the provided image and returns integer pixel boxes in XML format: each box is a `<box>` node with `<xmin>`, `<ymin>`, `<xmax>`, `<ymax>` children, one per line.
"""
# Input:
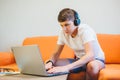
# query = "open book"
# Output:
<box><xmin>0</xmin><ymin>68</ymin><xmax>20</xmax><ymax>76</ymax></box>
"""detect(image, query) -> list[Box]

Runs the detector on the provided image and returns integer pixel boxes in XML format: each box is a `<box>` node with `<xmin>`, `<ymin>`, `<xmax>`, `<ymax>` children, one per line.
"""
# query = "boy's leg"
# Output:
<box><xmin>54</xmin><ymin>58</ymin><xmax>75</xmax><ymax>66</ymax></box>
<box><xmin>86</xmin><ymin>60</ymin><xmax>105</xmax><ymax>80</ymax></box>
<box><xmin>55</xmin><ymin>58</ymin><xmax>86</xmax><ymax>73</ymax></box>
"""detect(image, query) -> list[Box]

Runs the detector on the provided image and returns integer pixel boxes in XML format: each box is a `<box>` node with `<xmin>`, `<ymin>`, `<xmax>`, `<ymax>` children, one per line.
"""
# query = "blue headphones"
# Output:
<box><xmin>73</xmin><ymin>10</ymin><xmax>81</xmax><ymax>26</ymax></box>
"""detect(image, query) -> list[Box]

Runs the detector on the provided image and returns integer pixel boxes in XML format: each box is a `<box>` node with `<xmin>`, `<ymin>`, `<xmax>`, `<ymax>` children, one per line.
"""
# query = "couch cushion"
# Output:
<box><xmin>99</xmin><ymin>64</ymin><xmax>120</xmax><ymax>80</ymax></box>
<box><xmin>97</xmin><ymin>34</ymin><xmax>120</xmax><ymax>63</ymax></box>
<box><xmin>23</xmin><ymin>36</ymin><xmax>74</xmax><ymax>62</ymax></box>
<box><xmin>0</xmin><ymin>52</ymin><xmax>15</xmax><ymax>66</ymax></box>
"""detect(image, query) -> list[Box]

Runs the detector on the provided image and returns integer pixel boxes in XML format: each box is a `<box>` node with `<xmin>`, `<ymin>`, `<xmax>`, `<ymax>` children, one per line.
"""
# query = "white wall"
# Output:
<box><xmin>0</xmin><ymin>0</ymin><xmax>120</xmax><ymax>51</ymax></box>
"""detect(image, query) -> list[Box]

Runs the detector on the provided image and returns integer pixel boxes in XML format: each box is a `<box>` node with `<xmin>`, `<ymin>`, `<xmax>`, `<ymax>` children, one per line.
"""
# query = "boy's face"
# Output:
<box><xmin>60</xmin><ymin>20</ymin><xmax>76</xmax><ymax>35</ymax></box>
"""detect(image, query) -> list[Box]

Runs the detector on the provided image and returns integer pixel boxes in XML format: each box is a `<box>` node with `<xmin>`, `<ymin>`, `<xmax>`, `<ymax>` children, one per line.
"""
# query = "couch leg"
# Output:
<box><xmin>67</xmin><ymin>71</ymin><xmax>86</xmax><ymax>80</ymax></box>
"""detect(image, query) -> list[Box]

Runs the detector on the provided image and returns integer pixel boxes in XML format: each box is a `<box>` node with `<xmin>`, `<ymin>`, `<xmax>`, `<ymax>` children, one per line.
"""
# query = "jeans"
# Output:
<box><xmin>68</xmin><ymin>58</ymin><xmax>104</xmax><ymax>73</ymax></box>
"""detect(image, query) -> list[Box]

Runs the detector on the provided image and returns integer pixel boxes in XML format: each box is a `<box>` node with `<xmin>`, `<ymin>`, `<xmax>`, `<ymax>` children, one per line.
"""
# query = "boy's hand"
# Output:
<box><xmin>47</xmin><ymin>66</ymin><xmax>69</xmax><ymax>74</ymax></box>
<box><xmin>45</xmin><ymin>61</ymin><xmax>54</xmax><ymax>71</ymax></box>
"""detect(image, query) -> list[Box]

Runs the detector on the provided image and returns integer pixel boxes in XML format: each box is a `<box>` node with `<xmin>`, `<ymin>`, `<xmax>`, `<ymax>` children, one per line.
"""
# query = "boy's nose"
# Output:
<box><xmin>63</xmin><ymin>26</ymin><xmax>67</xmax><ymax>30</ymax></box>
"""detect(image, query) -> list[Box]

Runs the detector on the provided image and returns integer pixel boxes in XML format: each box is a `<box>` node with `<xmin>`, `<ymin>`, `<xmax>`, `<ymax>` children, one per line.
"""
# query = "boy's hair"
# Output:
<box><xmin>58</xmin><ymin>8</ymin><xmax>75</xmax><ymax>22</ymax></box>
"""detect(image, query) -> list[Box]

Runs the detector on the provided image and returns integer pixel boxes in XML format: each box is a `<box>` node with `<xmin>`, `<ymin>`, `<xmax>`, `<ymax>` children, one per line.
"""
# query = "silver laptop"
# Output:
<box><xmin>11</xmin><ymin>45</ymin><xmax>68</xmax><ymax>76</ymax></box>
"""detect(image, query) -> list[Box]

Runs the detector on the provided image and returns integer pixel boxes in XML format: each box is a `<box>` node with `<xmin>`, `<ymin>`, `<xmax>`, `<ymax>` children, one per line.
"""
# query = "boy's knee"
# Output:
<box><xmin>86</xmin><ymin>61</ymin><xmax>99</xmax><ymax>74</ymax></box>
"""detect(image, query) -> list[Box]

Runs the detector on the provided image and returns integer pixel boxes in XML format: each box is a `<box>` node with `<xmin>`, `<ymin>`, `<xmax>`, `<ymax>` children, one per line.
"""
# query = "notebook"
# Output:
<box><xmin>0</xmin><ymin>68</ymin><xmax>20</xmax><ymax>76</ymax></box>
<box><xmin>11</xmin><ymin>45</ymin><xmax>68</xmax><ymax>76</ymax></box>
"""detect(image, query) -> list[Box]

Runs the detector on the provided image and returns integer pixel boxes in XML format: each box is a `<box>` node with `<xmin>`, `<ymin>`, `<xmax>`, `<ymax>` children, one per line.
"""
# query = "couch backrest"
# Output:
<box><xmin>97</xmin><ymin>34</ymin><xmax>120</xmax><ymax>64</ymax></box>
<box><xmin>23</xmin><ymin>34</ymin><xmax>120</xmax><ymax>64</ymax></box>
<box><xmin>23</xmin><ymin>36</ymin><xmax>74</xmax><ymax>62</ymax></box>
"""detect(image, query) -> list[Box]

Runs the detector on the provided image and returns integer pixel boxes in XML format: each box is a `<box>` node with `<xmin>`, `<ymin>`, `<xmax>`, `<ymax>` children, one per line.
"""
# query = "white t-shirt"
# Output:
<box><xmin>57</xmin><ymin>24</ymin><xmax>105</xmax><ymax>60</ymax></box>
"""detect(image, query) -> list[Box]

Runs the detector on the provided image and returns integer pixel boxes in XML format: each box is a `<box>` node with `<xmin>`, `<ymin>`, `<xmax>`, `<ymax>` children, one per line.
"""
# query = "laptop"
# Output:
<box><xmin>11</xmin><ymin>45</ymin><xmax>68</xmax><ymax>76</ymax></box>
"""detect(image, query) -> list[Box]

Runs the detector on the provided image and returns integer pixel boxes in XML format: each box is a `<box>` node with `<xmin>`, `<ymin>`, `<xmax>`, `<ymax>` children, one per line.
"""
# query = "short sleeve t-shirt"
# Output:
<box><xmin>57</xmin><ymin>24</ymin><xmax>105</xmax><ymax>60</ymax></box>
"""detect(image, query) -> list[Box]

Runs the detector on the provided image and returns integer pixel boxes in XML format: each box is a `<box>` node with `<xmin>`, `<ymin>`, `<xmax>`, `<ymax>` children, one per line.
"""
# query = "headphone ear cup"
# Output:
<box><xmin>74</xmin><ymin>18</ymin><xmax>80</xmax><ymax>26</ymax></box>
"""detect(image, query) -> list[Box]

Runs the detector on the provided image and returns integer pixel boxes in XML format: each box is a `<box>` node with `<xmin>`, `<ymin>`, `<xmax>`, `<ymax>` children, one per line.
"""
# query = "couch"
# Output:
<box><xmin>0</xmin><ymin>34</ymin><xmax>120</xmax><ymax>80</ymax></box>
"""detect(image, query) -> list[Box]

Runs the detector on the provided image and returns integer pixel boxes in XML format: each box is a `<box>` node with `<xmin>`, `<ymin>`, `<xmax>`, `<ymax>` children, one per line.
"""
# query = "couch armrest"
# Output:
<box><xmin>0</xmin><ymin>52</ymin><xmax>15</xmax><ymax>66</ymax></box>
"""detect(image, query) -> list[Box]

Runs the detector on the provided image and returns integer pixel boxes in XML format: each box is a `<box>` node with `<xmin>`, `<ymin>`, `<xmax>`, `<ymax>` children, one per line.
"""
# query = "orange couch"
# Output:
<box><xmin>0</xmin><ymin>34</ymin><xmax>120</xmax><ymax>80</ymax></box>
